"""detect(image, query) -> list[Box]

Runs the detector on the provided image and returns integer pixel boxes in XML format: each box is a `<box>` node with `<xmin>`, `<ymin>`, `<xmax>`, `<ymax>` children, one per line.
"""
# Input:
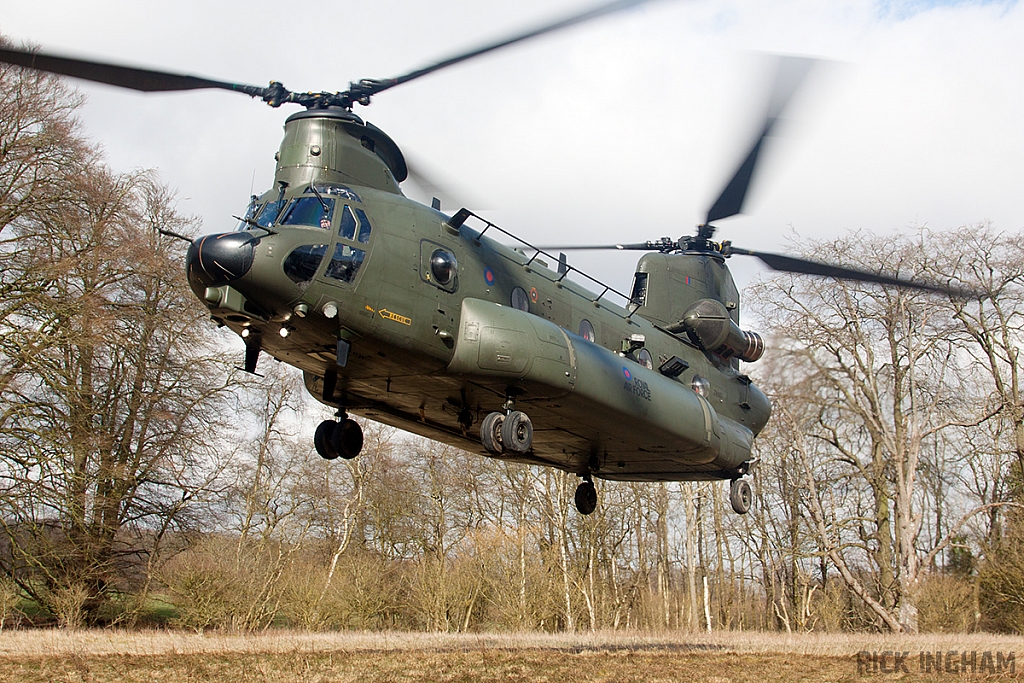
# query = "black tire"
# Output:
<box><xmin>574</xmin><ymin>481</ymin><xmax>597</xmax><ymax>515</ymax></box>
<box><xmin>501</xmin><ymin>410</ymin><xmax>533</xmax><ymax>454</ymax></box>
<box><xmin>332</xmin><ymin>418</ymin><xmax>363</xmax><ymax>459</ymax></box>
<box><xmin>480</xmin><ymin>412</ymin><xmax>505</xmax><ymax>454</ymax></box>
<box><xmin>314</xmin><ymin>420</ymin><xmax>339</xmax><ymax>460</ymax></box>
<box><xmin>730</xmin><ymin>478</ymin><xmax>752</xmax><ymax>515</ymax></box>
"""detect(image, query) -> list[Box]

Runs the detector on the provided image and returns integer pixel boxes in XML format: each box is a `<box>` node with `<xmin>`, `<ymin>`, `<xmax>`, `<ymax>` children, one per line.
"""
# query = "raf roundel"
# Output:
<box><xmin>622</xmin><ymin>367</ymin><xmax>632</xmax><ymax>381</ymax></box>
<box><xmin>483</xmin><ymin>267</ymin><xmax>496</xmax><ymax>286</ymax></box>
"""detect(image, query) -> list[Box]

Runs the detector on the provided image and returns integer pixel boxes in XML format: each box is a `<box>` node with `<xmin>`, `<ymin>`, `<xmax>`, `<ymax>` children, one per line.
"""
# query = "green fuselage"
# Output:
<box><xmin>191</xmin><ymin>109</ymin><xmax>770</xmax><ymax>482</ymax></box>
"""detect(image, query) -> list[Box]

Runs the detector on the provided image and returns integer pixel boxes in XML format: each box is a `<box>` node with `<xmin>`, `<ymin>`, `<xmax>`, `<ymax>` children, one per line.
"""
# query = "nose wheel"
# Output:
<box><xmin>314</xmin><ymin>416</ymin><xmax>363</xmax><ymax>460</ymax></box>
<box><xmin>729</xmin><ymin>477</ymin><xmax>752</xmax><ymax>515</ymax></box>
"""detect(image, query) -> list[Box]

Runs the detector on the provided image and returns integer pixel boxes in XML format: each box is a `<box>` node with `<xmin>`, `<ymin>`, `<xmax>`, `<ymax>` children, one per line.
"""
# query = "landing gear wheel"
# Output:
<box><xmin>574</xmin><ymin>480</ymin><xmax>597</xmax><ymax>516</ymax></box>
<box><xmin>314</xmin><ymin>420</ymin><xmax>339</xmax><ymax>460</ymax></box>
<box><xmin>730</xmin><ymin>478</ymin><xmax>752</xmax><ymax>515</ymax></box>
<box><xmin>480</xmin><ymin>412</ymin><xmax>505</xmax><ymax>454</ymax></box>
<box><xmin>501</xmin><ymin>410</ymin><xmax>533</xmax><ymax>454</ymax></box>
<box><xmin>331</xmin><ymin>418</ymin><xmax>363</xmax><ymax>459</ymax></box>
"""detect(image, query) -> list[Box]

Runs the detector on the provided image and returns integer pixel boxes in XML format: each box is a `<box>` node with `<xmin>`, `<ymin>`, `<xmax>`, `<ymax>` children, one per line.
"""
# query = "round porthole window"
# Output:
<box><xmin>511</xmin><ymin>286</ymin><xmax>529</xmax><ymax>311</ymax></box>
<box><xmin>430</xmin><ymin>249</ymin><xmax>458</xmax><ymax>286</ymax></box>
<box><xmin>691</xmin><ymin>375</ymin><xmax>710</xmax><ymax>398</ymax></box>
<box><xmin>579</xmin><ymin>319</ymin><xmax>595</xmax><ymax>342</ymax></box>
<box><xmin>637</xmin><ymin>348</ymin><xmax>653</xmax><ymax>369</ymax></box>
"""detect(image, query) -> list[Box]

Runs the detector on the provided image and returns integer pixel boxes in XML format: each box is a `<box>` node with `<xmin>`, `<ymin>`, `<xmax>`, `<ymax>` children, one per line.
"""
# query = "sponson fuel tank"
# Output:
<box><xmin>447</xmin><ymin>298</ymin><xmax>764</xmax><ymax>473</ymax></box>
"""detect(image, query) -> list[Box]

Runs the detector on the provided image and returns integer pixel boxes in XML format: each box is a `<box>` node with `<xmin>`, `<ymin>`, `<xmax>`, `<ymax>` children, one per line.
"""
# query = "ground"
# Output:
<box><xmin>0</xmin><ymin>630</ymin><xmax>1019</xmax><ymax>682</ymax></box>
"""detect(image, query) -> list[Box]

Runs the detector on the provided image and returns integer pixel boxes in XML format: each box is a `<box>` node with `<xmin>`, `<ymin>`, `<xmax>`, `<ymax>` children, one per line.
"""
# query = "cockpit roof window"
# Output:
<box><xmin>282</xmin><ymin>196</ymin><xmax>335</xmax><ymax>229</ymax></box>
<box><xmin>305</xmin><ymin>183</ymin><xmax>361</xmax><ymax>203</ymax></box>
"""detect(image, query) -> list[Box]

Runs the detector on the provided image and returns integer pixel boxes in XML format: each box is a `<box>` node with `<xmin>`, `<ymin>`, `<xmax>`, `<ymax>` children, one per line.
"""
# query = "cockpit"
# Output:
<box><xmin>236</xmin><ymin>182</ymin><xmax>375</xmax><ymax>288</ymax></box>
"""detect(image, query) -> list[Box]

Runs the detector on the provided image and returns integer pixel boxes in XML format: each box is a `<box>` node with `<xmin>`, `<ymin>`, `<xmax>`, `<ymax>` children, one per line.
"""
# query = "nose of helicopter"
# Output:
<box><xmin>186</xmin><ymin>232</ymin><xmax>257</xmax><ymax>288</ymax></box>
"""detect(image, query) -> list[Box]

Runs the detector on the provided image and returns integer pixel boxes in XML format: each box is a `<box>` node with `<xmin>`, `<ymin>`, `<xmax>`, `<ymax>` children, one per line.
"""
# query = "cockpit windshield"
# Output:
<box><xmin>282</xmin><ymin>196</ymin><xmax>335</xmax><ymax>229</ymax></box>
<box><xmin>255</xmin><ymin>200</ymin><xmax>285</xmax><ymax>228</ymax></box>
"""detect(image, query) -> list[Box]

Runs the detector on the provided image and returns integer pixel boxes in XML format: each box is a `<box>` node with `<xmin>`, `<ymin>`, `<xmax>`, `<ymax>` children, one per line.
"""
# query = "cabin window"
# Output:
<box><xmin>637</xmin><ymin>348</ymin><xmax>653</xmax><ymax>370</ymax></box>
<box><xmin>579</xmin><ymin>319</ymin><xmax>595</xmax><ymax>342</ymax></box>
<box><xmin>630</xmin><ymin>272</ymin><xmax>649</xmax><ymax>307</ymax></box>
<box><xmin>511</xmin><ymin>287</ymin><xmax>529</xmax><ymax>312</ymax></box>
<box><xmin>255</xmin><ymin>199</ymin><xmax>285</xmax><ymax>227</ymax></box>
<box><xmin>282</xmin><ymin>244</ymin><xmax>328</xmax><ymax>284</ymax></box>
<box><xmin>325</xmin><ymin>244</ymin><xmax>366</xmax><ymax>283</ymax></box>
<box><xmin>282</xmin><ymin>196</ymin><xmax>335</xmax><ymax>229</ymax></box>
<box><xmin>430</xmin><ymin>249</ymin><xmax>458</xmax><ymax>286</ymax></box>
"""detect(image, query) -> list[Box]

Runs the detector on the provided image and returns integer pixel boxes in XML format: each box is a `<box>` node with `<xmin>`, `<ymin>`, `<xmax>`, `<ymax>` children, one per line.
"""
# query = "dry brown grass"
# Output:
<box><xmin>0</xmin><ymin>630</ymin><xmax>1019</xmax><ymax>682</ymax></box>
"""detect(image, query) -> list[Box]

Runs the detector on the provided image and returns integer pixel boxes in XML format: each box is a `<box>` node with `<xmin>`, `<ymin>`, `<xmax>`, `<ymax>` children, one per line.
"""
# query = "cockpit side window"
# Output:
<box><xmin>338</xmin><ymin>205</ymin><xmax>357</xmax><ymax>240</ymax></box>
<box><xmin>236</xmin><ymin>198</ymin><xmax>261</xmax><ymax>231</ymax></box>
<box><xmin>325</xmin><ymin>244</ymin><xmax>366</xmax><ymax>283</ymax></box>
<box><xmin>282</xmin><ymin>196</ymin><xmax>335</xmax><ymax>229</ymax></box>
<box><xmin>354</xmin><ymin>208</ymin><xmax>372</xmax><ymax>244</ymax></box>
<box><xmin>337</xmin><ymin>205</ymin><xmax>373</xmax><ymax>243</ymax></box>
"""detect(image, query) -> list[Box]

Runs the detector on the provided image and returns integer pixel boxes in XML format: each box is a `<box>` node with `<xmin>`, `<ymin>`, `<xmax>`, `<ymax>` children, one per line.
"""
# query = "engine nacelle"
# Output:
<box><xmin>674</xmin><ymin>299</ymin><xmax>764</xmax><ymax>363</ymax></box>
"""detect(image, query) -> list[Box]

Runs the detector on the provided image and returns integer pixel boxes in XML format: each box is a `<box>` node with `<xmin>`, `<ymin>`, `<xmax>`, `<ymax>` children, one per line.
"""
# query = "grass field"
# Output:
<box><xmin>0</xmin><ymin>630</ymin><xmax>1019</xmax><ymax>682</ymax></box>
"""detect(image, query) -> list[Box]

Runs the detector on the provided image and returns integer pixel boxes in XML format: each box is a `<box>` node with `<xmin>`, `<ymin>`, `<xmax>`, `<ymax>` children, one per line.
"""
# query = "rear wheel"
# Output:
<box><xmin>574</xmin><ymin>480</ymin><xmax>597</xmax><ymax>515</ymax></box>
<box><xmin>332</xmin><ymin>418</ymin><xmax>363</xmax><ymax>459</ymax></box>
<box><xmin>730</xmin><ymin>478</ymin><xmax>752</xmax><ymax>515</ymax></box>
<box><xmin>501</xmin><ymin>410</ymin><xmax>533</xmax><ymax>453</ymax></box>
<box><xmin>480</xmin><ymin>412</ymin><xmax>505</xmax><ymax>454</ymax></box>
<box><xmin>314</xmin><ymin>420</ymin><xmax>339</xmax><ymax>460</ymax></box>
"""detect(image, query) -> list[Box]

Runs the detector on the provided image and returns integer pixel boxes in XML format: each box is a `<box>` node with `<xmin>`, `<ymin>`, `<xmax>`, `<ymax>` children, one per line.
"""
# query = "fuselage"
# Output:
<box><xmin>186</xmin><ymin>108</ymin><xmax>771</xmax><ymax>482</ymax></box>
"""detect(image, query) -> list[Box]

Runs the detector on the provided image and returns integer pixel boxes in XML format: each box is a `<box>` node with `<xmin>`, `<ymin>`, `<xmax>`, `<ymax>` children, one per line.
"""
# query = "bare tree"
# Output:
<box><xmin>749</xmin><ymin>230</ymin><xmax>979</xmax><ymax>632</ymax></box>
<box><xmin>0</xmin><ymin>159</ymin><xmax>238</xmax><ymax>621</ymax></box>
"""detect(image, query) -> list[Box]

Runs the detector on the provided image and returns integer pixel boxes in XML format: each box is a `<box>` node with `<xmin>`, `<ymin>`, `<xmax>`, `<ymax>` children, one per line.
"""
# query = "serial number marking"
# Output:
<box><xmin>378</xmin><ymin>308</ymin><xmax>412</xmax><ymax>326</ymax></box>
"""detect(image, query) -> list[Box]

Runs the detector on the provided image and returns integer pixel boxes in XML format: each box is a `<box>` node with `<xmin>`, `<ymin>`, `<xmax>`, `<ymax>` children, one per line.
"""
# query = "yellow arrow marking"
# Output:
<box><xmin>379</xmin><ymin>309</ymin><xmax>412</xmax><ymax>326</ymax></box>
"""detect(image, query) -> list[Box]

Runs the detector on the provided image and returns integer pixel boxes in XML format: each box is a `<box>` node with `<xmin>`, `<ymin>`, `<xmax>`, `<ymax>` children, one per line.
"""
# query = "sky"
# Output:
<box><xmin>1</xmin><ymin>0</ymin><xmax>1021</xmax><ymax>298</ymax></box>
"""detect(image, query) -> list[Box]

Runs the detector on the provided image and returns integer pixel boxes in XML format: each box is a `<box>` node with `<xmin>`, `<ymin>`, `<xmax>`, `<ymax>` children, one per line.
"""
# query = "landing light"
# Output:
<box><xmin>240</xmin><ymin>328</ymin><xmax>250</xmax><ymax>339</ymax></box>
<box><xmin>279</xmin><ymin>326</ymin><xmax>292</xmax><ymax>338</ymax></box>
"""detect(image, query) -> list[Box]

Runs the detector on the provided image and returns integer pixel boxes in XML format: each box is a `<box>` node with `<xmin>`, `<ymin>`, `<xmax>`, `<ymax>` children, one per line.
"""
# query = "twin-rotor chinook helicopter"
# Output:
<box><xmin>0</xmin><ymin>0</ymin><xmax>962</xmax><ymax>516</ymax></box>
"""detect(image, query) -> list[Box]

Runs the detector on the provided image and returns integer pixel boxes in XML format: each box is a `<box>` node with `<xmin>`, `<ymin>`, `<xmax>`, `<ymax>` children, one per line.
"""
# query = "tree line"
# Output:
<box><xmin>0</xmin><ymin>43</ymin><xmax>1021</xmax><ymax>633</ymax></box>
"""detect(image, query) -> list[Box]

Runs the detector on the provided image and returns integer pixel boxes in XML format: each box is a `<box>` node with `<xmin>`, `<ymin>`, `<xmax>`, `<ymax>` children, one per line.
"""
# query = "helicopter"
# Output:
<box><xmin>0</xmin><ymin>0</ymin><xmax>965</xmax><ymax>517</ymax></box>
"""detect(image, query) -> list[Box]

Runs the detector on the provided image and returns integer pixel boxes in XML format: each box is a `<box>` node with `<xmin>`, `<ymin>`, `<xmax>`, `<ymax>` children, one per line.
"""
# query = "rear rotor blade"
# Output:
<box><xmin>728</xmin><ymin>245</ymin><xmax>974</xmax><ymax>297</ymax></box>
<box><xmin>355</xmin><ymin>0</ymin><xmax>663</xmax><ymax>99</ymax></box>
<box><xmin>0</xmin><ymin>46</ymin><xmax>265</xmax><ymax>96</ymax></box>
<box><xmin>705</xmin><ymin>56</ymin><xmax>818</xmax><ymax>224</ymax></box>
<box><xmin>536</xmin><ymin>237</ymin><xmax>677</xmax><ymax>252</ymax></box>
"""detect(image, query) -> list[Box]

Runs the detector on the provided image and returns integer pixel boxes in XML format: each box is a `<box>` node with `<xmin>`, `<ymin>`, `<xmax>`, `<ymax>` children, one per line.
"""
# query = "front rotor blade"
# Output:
<box><xmin>705</xmin><ymin>56</ymin><xmax>817</xmax><ymax>224</ymax></box>
<box><xmin>362</xmin><ymin>0</ymin><xmax>662</xmax><ymax>99</ymax></box>
<box><xmin>729</xmin><ymin>246</ymin><xmax>974</xmax><ymax>297</ymax></box>
<box><xmin>0</xmin><ymin>46</ymin><xmax>264</xmax><ymax>96</ymax></box>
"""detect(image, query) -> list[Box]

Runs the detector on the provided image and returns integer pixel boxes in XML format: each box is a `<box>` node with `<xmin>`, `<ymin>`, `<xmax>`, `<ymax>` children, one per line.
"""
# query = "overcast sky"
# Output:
<box><xmin>1</xmin><ymin>0</ymin><xmax>1021</xmax><ymax>296</ymax></box>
